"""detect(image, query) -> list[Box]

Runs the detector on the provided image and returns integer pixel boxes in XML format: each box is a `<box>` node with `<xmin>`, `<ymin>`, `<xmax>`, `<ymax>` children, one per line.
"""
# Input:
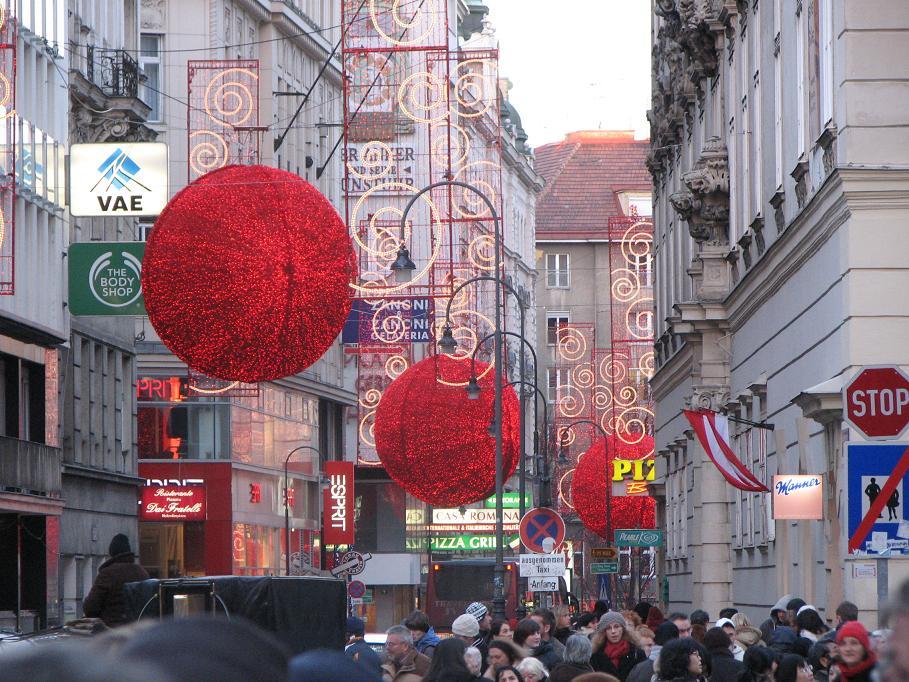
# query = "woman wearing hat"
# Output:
<box><xmin>831</xmin><ymin>621</ymin><xmax>877</xmax><ymax>681</ymax></box>
<box><xmin>590</xmin><ymin>611</ymin><xmax>647</xmax><ymax>680</ymax></box>
<box><xmin>82</xmin><ymin>533</ymin><xmax>149</xmax><ymax>627</ymax></box>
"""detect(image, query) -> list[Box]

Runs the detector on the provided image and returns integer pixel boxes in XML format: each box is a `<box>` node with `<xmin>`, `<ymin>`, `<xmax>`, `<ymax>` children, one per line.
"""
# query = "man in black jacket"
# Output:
<box><xmin>344</xmin><ymin>616</ymin><xmax>383</xmax><ymax>677</ymax></box>
<box><xmin>83</xmin><ymin>533</ymin><xmax>149</xmax><ymax>627</ymax></box>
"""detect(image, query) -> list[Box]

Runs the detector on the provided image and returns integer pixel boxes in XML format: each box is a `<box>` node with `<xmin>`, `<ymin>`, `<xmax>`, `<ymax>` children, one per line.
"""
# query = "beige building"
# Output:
<box><xmin>649</xmin><ymin>0</ymin><xmax>909</xmax><ymax>625</ymax></box>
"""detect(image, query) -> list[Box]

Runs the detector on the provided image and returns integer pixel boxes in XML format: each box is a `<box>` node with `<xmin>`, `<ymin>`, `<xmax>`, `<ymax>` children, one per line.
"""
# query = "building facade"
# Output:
<box><xmin>0</xmin><ymin>0</ymin><xmax>68</xmax><ymax>631</ymax></box>
<box><xmin>648</xmin><ymin>0</ymin><xmax>909</xmax><ymax>625</ymax></box>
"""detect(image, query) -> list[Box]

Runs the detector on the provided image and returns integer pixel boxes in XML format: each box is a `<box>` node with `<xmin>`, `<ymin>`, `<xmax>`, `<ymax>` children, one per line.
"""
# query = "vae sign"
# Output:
<box><xmin>844</xmin><ymin>366</ymin><xmax>909</xmax><ymax>440</ymax></box>
<box><xmin>323</xmin><ymin>461</ymin><xmax>355</xmax><ymax>545</ymax></box>
<box><xmin>611</xmin><ymin>458</ymin><xmax>655</xmax><ymax>496</ymax></box>
<box><xmin>68</xmin><ymin>242</ymin><xmax>146</xmax><ymax>315</ymax></box>
<box><xmin>69</xmin><ymin>142</ymin><xmax>169</xmax><ymax>217</ymax></box>
<box><xmin>772</xmin><ymin>475</ymin><xmax>823</xmax><ymax>520</ymax></box>
<box><xmin>139</xmin><ymin>486</ymin><xmax>206</xmax><ymax>521</ymax></box>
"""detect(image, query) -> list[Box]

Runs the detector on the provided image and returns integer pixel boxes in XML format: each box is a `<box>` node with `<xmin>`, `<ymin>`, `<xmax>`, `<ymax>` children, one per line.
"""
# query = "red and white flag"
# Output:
<box><xmin>683</xmin><ymin>409</ymin><xmax>769</xmax><ymax>492</ymax></box>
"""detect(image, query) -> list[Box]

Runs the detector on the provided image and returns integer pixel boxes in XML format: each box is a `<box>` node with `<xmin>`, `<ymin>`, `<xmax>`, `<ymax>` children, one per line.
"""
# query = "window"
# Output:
<box><xmin>136</xmin><ymin>220</ymin><xmax>155</xmax><ymax>241</ymax></box>
<box><xmin>546</xmin><ymin>312</ymin><xmax>569</xmax><ymax>346</ymax></box>
<box><xmin>545</xmin><ymin>253</ymin><xmax>569</xmax><ymax>288</ymax></box>
<box><xmin>139</xmin><ymin>34</ymin><xmax>161</xmax><ymax>121</ymax></box>
<box><xmin>547</xmin><ymin>367</ymin><xmax>568</xmax><ymax>403</ymax></box>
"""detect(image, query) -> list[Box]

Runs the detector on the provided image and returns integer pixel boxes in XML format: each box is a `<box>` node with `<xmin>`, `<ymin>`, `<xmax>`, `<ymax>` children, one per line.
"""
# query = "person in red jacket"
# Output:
<box><xmin>83</xmin><ymin>533</ymin><xmax>149</xmax><ymax>627</ymax></box>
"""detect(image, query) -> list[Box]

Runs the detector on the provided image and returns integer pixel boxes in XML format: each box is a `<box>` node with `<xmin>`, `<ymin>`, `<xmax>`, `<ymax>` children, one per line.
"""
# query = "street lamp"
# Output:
<box><xmin>390</xmin><ymin>244</ymin><xmax>416</xmax><ymax>283</ymax></box>
<box><xmin>438</xmin><ymin>324</ymin><xmax>458</xmax><ymax>354</ymax></box>
<box><xmin>283</xmin><ymin>445</ymin><xmax>321</xmax><ymax>576</ymax></box>
<box><xmin>398</xmin><ymin>180</ymin><xmax>508</xmax><ymax>620</ymax></box>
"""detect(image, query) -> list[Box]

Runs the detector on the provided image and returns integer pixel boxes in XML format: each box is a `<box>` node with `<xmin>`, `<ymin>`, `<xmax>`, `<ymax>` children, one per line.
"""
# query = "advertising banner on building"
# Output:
<box><xmin>772</xmin><ymin>475</ymin><xmax>823</xmax><ymax>520</ymax></box>
<box><xmin>69</xmin><ymin>142</ymin><xmax>169</xmax><ymax>217</ymax></box>
<box><xmin>68</xmin><ymin>242</ymin><xmax>146</xmax><ymax>315</ymax></box>
<box><xmin>139</xmin><ymin>485</ymin><xmax>206</xmax><ymax>521</ymax></box>
<box><xmin>323</xmin><ymin>461</ymin><xmax>355</xmax><ymax>545</ymax></box>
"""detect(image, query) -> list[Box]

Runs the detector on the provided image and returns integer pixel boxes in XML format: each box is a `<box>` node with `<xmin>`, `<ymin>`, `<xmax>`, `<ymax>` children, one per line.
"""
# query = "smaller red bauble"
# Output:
<box><xmin>142</xmin><ymin>165</ymin><xmax>355</xmax><ymax>382</ymax></box>
<box><xmin>374</xmin><ymin>355</ymin><xmax>520</xmax><ymax>507</ymax></box>
<box><xmin>570</xmin><ymin>435</ymin><xmax>656</xmax><ymax>539</ymax></box>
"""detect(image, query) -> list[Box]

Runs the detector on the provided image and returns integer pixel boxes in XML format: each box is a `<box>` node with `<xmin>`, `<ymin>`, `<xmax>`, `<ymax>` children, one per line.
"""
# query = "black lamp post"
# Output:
<box><xmin>283</xmin><ymin>445</ymin><xmax>321</xmax><ymax>576</ymax></box>
<box><xmin>397</xmin><ymin>180</ymin><xmax>508</xmax><ymax>620</ymax></box>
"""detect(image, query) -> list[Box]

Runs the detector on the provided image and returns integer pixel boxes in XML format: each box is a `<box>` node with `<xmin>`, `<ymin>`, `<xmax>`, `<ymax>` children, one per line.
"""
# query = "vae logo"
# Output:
<box><xmin>88</xmin><ymin>249</ymin><xmax>143</xmax><ymax>308</ymax></box>
<box><xmin>91</xmin><ymin>148</ymin><xmax>150</xmax><ymax>212</ymax></box>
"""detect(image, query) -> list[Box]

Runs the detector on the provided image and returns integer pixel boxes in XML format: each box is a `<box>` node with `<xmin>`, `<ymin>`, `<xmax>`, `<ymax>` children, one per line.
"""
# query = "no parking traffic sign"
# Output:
<box><xmin>519</xmin><ymin>507</ymin><xmax>566</xmax><ymax>554</ymax></box>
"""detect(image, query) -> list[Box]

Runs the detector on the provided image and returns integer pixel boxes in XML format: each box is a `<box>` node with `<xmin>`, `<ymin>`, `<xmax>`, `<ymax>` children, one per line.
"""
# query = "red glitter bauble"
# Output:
<box><xmin>142</xmin><ymin>165</ymin><xmax>355</xmax><ymax>382</ymax></box>
<box><xmin>374</xmin><ymin>355</ymin><xmax>521</xmax><ymax>506</ymax></box>
<box><xmin>570</xmin><ymin>435</ymin><xmax>656</xmax><ymax>539</ymax></box>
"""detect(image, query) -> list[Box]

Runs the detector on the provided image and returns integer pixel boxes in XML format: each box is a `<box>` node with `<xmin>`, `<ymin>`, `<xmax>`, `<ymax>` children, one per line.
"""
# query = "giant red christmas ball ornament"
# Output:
<box><xmin>374</xmin><ymin>355</ymin><xmax>520</xmax><ymax>506</ymax></box>
<box><xmin>571</xmin><ymin>435</ymin><xmax>656</xmax><ymax>539</ymax></box>
<box><xmin>142</xmin><ymin>165</ymin><xmax>355</xmax><ymax>382</ymax></box>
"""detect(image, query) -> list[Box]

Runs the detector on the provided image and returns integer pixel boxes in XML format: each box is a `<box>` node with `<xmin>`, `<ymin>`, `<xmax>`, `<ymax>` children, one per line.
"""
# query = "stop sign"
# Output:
<box><xmin>843</xmin><ymin>366</ymin><xmax>909</xmax><ymax>440</ymax></box>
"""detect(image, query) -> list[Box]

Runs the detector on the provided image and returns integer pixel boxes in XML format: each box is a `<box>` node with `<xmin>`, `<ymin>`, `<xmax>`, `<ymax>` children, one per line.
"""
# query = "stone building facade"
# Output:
<box><xmin>649</xmin><ymin>0</ymin><xmax>909</xmax><ymax>625</ymax></box>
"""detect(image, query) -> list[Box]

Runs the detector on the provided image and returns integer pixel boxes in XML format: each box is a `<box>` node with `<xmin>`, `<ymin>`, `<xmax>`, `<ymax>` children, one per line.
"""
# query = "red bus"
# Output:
<box><xmin>425</xmin><ymin>559</ymin><xmax>519</xmax><ymax>630</ymax></box>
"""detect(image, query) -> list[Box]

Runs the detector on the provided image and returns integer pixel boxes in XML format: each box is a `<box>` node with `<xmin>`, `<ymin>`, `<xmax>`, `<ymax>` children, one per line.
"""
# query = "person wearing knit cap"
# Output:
<box><xmin>453</xmin><ymin>614</ymin><xmax>480</xmax><ymax>641</ymax></box>
<box><xmin>833</xmin><ymin>621</ymin><xmax>877</xmax><ymax>681</ymax></box>
<box><xmin>82</xmin><ymin>533</ymin><xmax>149</xmax><ymax>627</ymax></box>
<box><xmin>465</xmin><ymin>601</ymin><xmax>492</xmax><ymax>661</ymax></box>
<box><xmin>590</xmin><ymin>611</ymin><xmax>647</xmax><ymax>681</ymax></box>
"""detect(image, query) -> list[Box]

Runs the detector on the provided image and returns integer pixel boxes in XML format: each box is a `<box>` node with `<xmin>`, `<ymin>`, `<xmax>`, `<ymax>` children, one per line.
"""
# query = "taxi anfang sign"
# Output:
<box><xmin>140</xmin><ymin>486</ymin><xmax>206</xmax><ymax>521</ymax></box>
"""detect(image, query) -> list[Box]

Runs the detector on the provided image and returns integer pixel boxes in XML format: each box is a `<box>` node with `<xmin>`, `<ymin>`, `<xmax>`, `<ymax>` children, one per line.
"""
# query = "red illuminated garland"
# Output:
<box><xmin>374</xmin><ymin>355</ymin><xmax>520</xmax><ymax>506</ymax></box>
<box><xmin>571</xmin><ymin>435</ymin><xmax>656</xmax><ymax>539</ymax></box>
<box><xmin>142</xmin><ymin>165</ymin><xmax>355</xmax><ymax>382</ymax></box>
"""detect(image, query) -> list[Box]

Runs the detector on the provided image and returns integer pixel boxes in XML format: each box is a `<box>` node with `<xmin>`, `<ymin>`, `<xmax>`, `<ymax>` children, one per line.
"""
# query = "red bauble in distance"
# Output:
<box><xmin>142</xmin><ymin>165</ymin><xmax>355</xmax><ymax>382</ymax></box>
<box><xmin>570</xmin><ymin>435</ymin><xmax>656</xmax><ymax>539</ymax></box>
<box><xmin>374</xmin><ymin>355</ymin><xmax>520</xmax><ymax>507</ymax></box>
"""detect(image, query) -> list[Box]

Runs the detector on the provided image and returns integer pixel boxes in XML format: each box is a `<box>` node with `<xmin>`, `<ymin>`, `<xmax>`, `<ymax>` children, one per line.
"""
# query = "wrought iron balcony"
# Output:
<box><xmin>86</xmin><ymin>46</ymin><xmax>139</xmax><ymax>99</ymax></box>
<box><xmin>0</xmin><ymin>435</ymin><xmax>62</xmax><ymax>497</ymax></box>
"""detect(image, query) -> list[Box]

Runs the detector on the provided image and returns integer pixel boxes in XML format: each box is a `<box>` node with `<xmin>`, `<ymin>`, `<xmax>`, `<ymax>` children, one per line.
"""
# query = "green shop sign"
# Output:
<box><xmin>68</xmin><ymin>242</ymin><xmax>146</xmax><ymax>315</ymax></box>
<box><xmin>614</xmin><ymin>529</ymin><xmax>664</xmax><ymax>547</ymax></box>
<box><xmin>483</xmin><ymin>492</ymin><xmax>532</xmax><ymax>509</ymax></box>
<box><xmin>430</xmin><ymin>534</ymin><xmax>519</xmax><ymax>552</ymax></box>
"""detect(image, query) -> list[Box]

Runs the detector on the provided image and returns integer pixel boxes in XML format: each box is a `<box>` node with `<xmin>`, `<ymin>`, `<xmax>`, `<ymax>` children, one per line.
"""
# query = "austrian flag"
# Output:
<box><xmin>683</xmin><ymin>409</ymin><xmax>770</xmax><ymax>492</ymax></box>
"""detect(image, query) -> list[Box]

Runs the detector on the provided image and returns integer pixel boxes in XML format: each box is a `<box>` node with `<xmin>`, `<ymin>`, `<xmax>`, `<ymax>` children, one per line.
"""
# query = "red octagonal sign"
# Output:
<box><xmin>843</xmin><ymin>365</ymin><xmax>909</xmax><ymax>440</ymax></box>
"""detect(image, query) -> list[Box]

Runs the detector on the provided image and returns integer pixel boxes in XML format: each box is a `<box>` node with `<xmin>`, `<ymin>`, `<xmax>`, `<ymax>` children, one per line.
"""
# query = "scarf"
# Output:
<box><xmin>838</xmin><ymin>651</ymin><xmax>877</xmax><ymax>680</ymax></box>
<box><xmin>604</xmin><ymin>638</ymin><xmax>630</xmax><ymax>669</ymax></box>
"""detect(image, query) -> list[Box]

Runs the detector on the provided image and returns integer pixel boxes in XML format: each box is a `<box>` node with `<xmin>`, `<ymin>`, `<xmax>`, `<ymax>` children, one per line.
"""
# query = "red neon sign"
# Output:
<box><xmin>140</xmin><ymin>486</ymin><xmax>206</xmax><ymax>521</ymax></box>
<box><xmin>323</xmin><ymin>461</ymin><xmax>355</xmax><ymax>545</ymax></box>
<box><xmin>137</xmin><ymin>376</ymin><xmax>187</xmax><ymax>402</ymax></box>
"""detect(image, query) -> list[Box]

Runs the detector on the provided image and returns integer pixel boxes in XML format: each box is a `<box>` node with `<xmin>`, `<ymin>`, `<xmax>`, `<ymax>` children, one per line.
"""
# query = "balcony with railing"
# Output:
<box><xmin>85</xmin><ymin>46</ymin><xmax>140</xmax><ymax>98</ymax></box>
<box><xmin>0</xmin><ymin>435</ymin><xmax>62</xmax><ymax>497</ymax></box>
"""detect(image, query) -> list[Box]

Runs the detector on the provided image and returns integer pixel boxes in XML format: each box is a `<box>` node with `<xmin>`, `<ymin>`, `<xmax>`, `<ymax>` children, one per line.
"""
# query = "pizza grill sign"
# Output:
<box><xmin>139</xmin><ymin>486</ymin><xmax>206</xmax><ymax>521</ymax></box>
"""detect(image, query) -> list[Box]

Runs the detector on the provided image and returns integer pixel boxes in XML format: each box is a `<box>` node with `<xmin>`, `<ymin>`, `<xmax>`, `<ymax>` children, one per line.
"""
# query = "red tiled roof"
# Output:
<box><xmin>534</xmin><ymin>131</ymin><xmax>651</xmax><ymax>239</ymax></box>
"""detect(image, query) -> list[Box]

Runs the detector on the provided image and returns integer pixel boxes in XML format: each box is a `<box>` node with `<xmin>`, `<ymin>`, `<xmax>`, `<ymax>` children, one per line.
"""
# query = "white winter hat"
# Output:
<box><xmin>452</xmin><ymin>613</ymin><xmax>480</xmax><ymax>637</ymax></box>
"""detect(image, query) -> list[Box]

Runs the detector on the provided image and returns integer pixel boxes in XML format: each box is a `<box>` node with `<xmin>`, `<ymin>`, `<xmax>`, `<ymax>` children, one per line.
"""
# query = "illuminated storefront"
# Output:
<box><xmin>137</xmin><ymin>377</ymin><xmax>322</xmax><ymax>577</ymax></box>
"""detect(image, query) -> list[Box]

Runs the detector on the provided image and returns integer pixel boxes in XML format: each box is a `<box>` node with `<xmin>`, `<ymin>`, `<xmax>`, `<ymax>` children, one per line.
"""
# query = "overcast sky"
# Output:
<box><xmin>485</xmin><ymin>0</ymin><xmax>652</xmax><ymax>149</ymax></box>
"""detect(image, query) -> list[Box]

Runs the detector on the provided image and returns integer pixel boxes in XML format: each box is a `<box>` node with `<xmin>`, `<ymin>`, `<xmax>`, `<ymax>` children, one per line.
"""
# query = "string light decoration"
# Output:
<box><xmin>187</xmin><ymin>60</ymin><xmax>260</xmax><ymax>181</ymax></box>
<box><xmin>0</xmin><ymin>9</ymin><xmax>15</xmax><ymax>294</ymax></box>
<box><xmin>373</xmin><ymin>355</ymin><xmax>520</xmax><ymax>506</ymax></box>
<box><xmin>142</xmin><ymin>165</ymin><xmax>355</xmax><ymax>382</ymax></box>
<box><xmin>570</xmin><ymin>436</ymin><xmax>656</xmax><ymax>539</ymax></box>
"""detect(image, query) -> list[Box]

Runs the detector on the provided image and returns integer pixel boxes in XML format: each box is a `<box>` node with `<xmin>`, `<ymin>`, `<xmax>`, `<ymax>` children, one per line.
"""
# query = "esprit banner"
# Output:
<box><xmin>323</xmin><ymin>461</ymin><xmax>355</xmax><ymax>545</ymax></box>
<box><xmin>772</xmin><ymin>475</ymin><xmax>823</xmax><ymax>520</ymax></box>
<box><xmin>139</xmin><ymin>485</ymin><xmax>206</xmax><ymax>521</ymax></box>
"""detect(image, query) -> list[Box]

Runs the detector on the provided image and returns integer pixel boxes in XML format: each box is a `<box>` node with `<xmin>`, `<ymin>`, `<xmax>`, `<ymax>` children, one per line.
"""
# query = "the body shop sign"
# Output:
<box><xmin>772</xmin><ymin>475</ymin><xmax>823</xmax><ymax>520</ymax></box>
<box><xmin>140</xmin><ymin>485</ymin><xmax>206</xmax><ymax>521</ymax></box>
<box><xmin>323</xmin><ymin>461</ymin><xmax>355</xmax><ymax>545</ymax></box>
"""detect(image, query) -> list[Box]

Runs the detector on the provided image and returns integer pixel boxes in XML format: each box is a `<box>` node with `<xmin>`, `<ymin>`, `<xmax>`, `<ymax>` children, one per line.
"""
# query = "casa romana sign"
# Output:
<box><xmin>69</xmin><ymin>142</ymin><xmax>169</xmax><ymax>217</ymax></box>
<box><xmin>68</xmin><ymin>242</ymin><xmax>146</xmax><ymax>315</ymax></box>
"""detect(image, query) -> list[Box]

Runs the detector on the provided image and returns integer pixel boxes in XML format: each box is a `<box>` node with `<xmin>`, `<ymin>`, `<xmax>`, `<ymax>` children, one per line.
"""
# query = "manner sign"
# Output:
<box><xmin>70</xmin><ymin>142</ymin><xmax>168</xmax><ymax>217</ymax></box>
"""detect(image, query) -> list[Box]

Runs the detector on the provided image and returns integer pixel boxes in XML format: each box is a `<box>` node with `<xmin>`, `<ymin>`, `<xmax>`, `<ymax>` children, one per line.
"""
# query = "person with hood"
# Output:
<box><xmin>423</xmin><ymin>637</ymin><xmax>475</xmax><ymax>682</ymax></box>
<box><xmin>656</xmin><ymin>638</ymin><xmax>707</xmax><ymax>681</ymax></box>
<box><xmin>714</xmin><ymin>618</ymin><xmax>745</xmax><ymax>661</ymax></box>
<box><xmin>549</xmin><ymin>634</ymin><xmax>595</xmax><ymax>682</ymax></box>
<box><xmin>769</xmin><ymin>626</ymin><xmax>810</xmax><ymax>658</ymax></box>
<box><xmin>831</xmin><ymin>621</ymin><xmax>877</xmax><ymax>682</ymax></box>
<box><xmin>82</xmin><ymin>533</ymin><xmax>149</xmax><ymax>627</ymax></box>
<box><xmin>627</xmin><ymin>621</ymin><xmax>680</xmax><ymax>682</ymax></box>
<box><xmin>344</xmin><ymin>616</ymin><xmax>383</xmax><ymax>677</ymax></box>
<box><xmin>732</xmin><ymin>613</ymin><xmax>766</xmax><ymax>654</ymax></box>
<box><xmin>795</xmin><ymin>606</ymin><xmax>829</xmax><ymax>644</ymax></box>
<box><xmin>515</xmin><ymin>617</ymin><xmax>562</xmax><ymax>671</ymax></box>
<box><xmin>382</xmin><ymin>625</ymin><xmax>431</xmax><ymax>682</ymax></box>
<box><xmin>702</xmin><ymin>627</ymin><xmax>743</xmax><ymax>681</ymax></box>
<box><xmin>590</xmin><ymin>611</ymin><xmax>647</xmax><ymax>680</ymax></box>
<box><xmin>404</xmin><ymin>609</ymin><xmax>440</xmax><ymax>658</ymax></box>
<box><xmin>760</xmin><ymin>595</ymin><xmax>793</xmax><ymax>644</ymax></box>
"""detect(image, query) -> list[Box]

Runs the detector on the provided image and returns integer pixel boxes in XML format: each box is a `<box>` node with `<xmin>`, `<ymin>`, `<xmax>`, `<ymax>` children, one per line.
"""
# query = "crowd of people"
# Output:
<box><xmin>353</xmin><ymin>586</ymin><xmax>909</xmax><ymax>682</ymax></box>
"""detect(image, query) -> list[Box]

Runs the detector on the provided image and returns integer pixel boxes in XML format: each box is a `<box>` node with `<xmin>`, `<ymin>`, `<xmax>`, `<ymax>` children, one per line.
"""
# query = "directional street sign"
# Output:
<box><xmin>590</xmin><ymin>547</ymin><xmax>618</xmax><ymax>560</ymax></box>
<box><xmin>519</xmin><ymin>507</ymin><xmax>566</xmax><ymax>554</ymax></box>
<box><xmin>590</xmin><ymin>562</ymin><xmax>619</xmax><ymax>574</ymax></box>
<box><xmin>844</xmin><ymin>366</ymin><xmax>909</xmax><ymax>440</ymax></box>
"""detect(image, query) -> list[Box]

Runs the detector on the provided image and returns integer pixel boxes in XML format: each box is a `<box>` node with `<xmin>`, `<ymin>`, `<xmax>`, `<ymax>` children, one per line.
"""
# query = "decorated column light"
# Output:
<box><xmin>141</xmin><ymin>164</ymin><xmax>356</xmax><ymax>382</ymax></box>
